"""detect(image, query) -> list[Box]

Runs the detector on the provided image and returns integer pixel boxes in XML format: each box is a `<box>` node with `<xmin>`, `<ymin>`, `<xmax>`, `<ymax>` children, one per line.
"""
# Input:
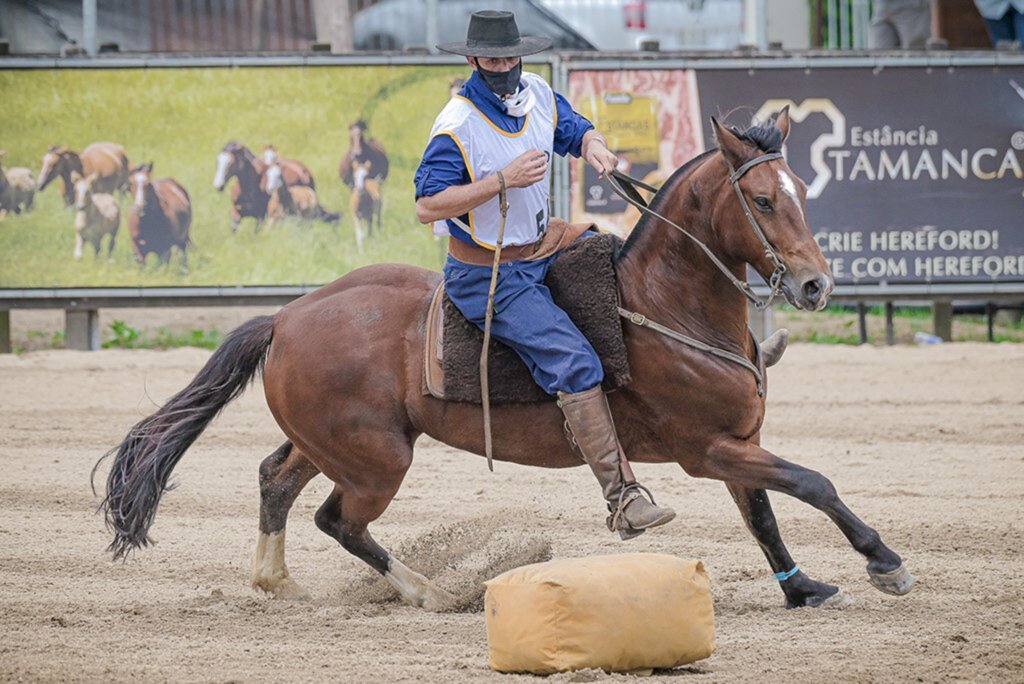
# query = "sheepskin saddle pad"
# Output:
<box><xmin>424</xmin><ymin>231</ymin><xmax>631</xmax><ymax>404</ymax></box>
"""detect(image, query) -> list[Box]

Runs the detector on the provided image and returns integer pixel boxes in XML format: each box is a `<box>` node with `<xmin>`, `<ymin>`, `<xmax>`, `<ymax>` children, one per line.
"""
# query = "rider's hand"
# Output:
<box><xmin>500</xmin><ymin>149</ymin><xmax>548</xmax><ymax>188</ymax></box>
<box><xmin>585</xmin><ymin>135</ymin><xmax>618</xmax><ymax>177</ymax></box>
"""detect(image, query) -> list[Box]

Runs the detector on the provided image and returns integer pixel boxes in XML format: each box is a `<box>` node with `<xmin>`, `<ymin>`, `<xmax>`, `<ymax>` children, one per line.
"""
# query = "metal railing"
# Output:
<box><xmin>816</xmin><ymin>0</ymin><xmax>872</xmax><ymax>49</ymax></box>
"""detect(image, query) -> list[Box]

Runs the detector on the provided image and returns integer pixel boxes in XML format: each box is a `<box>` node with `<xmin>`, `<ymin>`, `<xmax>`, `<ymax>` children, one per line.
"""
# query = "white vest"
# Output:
<box><xmin>428</xmin><ymin>72</ymin><xmax>555</xmax><ymax>249</ymax></box>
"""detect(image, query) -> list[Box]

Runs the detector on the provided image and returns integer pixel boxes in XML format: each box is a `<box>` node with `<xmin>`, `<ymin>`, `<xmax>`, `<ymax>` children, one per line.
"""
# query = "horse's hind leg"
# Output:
<box><xmin>726</xmin><ymin>482</ymin><xmax>849</xmax><ymax>608</ymax></box>
<box><xmin>251</xmin><ymin>441</ymin><xmax>320</xmax><ymax>599</ymax></box>
<box><xmin>704</xmin><ymin>439</ymin><xmax>913</xmax><ymax>597</ymax></box>
<box><xmin>312</xmin><ymin>439</ymin><xmax>453</xmax><ymax>610</ymax></box>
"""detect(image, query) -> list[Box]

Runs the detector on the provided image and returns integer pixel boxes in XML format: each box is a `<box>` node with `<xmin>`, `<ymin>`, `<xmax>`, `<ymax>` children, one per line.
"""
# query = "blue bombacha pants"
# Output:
<box><xmin>443</xmin><ymin>248</ymin><xmax>604</xmax><ymax>396</ymax></box>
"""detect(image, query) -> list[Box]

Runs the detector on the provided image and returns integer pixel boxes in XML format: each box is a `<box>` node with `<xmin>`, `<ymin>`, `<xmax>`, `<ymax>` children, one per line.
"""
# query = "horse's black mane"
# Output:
<box><xmin>616</xmin><ymin>119</ymin><xmax>782</xmax><ymax>261</ymax></box>
<box><xmin>730</xmin><ymin>122</ymin><xmax>783</xmax><ymax>154</ymax></box>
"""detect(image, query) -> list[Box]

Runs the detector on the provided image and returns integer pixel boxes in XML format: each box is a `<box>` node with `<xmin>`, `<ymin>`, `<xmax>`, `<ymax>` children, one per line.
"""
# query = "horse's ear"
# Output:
<box><xmin>774</xmin><ymin>105</ymin><xmax>791</xmax><ymax>143</ymax></box>
<box><xmin>145</xmin><ymin>162</ymin><xmax>154</xmax><ymax>173</ymax></box>
<box><xmin>711</xmin><ymin>117</ymin><xmax>750</xmax><ymax>171</ymax></box>
<box><xmin>86</xmin><ymin>172</ymin><xmax>99</xmax><ymax>184</ymax></box>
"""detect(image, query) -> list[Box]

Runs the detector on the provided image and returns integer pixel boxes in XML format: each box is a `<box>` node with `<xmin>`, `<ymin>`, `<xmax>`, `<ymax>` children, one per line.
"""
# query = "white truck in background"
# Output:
<box><xmin>537</xmin><ymin>0</ymin><xmax>811</xmax><ymax>51</ymax></box>
<box><xmin>536</xmin><ymin>0</ymin><xmax>746</xmax><ymax>50</ymax></box>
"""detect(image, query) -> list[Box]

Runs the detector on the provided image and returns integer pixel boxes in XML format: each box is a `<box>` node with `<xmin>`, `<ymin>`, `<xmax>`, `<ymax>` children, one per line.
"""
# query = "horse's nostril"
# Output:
<box><xmin>803</xmin><ymin>279</ymin><xmax>821</xmax><ymax>301</ymax></box>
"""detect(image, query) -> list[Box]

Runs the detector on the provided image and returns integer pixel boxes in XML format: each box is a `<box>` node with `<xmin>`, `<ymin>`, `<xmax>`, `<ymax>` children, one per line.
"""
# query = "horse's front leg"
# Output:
<box><xmin>351</xmin><ymin>211</ymin><xmax>364</xmax><ymax>253</ymax></box>
<box><xmin>726</xmin><ymin>482</ymin><xmax>850</xmax><ymax>608</ymax></box>
<box><xmin>704</xmin><ymin>439</ymin><xmax>913</xmax><ymax>596</ymax></box>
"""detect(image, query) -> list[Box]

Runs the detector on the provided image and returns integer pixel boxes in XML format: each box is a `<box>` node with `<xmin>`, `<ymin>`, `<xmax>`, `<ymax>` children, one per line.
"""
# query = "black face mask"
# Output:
<box><xmin>474</xmin><ymin>59</ymin><xmax>522</xmax><ymax>98</ymax></box>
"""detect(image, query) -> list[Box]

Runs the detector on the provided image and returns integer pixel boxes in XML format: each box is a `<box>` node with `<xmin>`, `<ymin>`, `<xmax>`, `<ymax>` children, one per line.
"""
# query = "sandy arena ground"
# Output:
<box><xmin>1</xmin><ymin>337</ymin><xmax>1023</xmax><ymax>682</ymax></box>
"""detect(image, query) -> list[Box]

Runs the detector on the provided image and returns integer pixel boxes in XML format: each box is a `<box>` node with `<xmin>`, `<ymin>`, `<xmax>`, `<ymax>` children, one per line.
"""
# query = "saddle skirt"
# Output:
<box><xmin>424</xmin><ymin>228</ymin><xmax>632</xmax><ymax>404</ymax></box>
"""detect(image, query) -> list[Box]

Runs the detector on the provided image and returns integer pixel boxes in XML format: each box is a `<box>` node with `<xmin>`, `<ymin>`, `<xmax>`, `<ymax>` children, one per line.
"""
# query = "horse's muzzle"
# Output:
<box><xmin>782</xmin><ymin>272</ymin><xmax>833</xmax><ymax>311</ymax></box>
<box><xmin>800</xmin><ymin>274</ymin><xmax>834</xmax><ymax>311</ymax></box>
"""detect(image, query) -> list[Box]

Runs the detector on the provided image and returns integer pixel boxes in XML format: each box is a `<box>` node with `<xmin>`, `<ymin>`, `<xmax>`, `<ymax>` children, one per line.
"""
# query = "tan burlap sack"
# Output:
<box><xmin>484</xmin><ymin>553</ymin><xmax>715</xmax><ymax>674</ymax></box>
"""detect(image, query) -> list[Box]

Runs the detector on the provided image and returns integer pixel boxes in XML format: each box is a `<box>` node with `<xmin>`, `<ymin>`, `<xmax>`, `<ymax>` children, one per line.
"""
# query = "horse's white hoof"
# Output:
<box><xmin>269</xmin><ymin>578</ymin><xmax>311</xmax><ymax>601</ymax></box>
<box><xmin>868</xmin><ymin>563</ymin><xmax>914</xmax><ymax>596</ymax></box>
<box><xmin>418</xmin><ymin>586</ymin><xmax>455</xmax><ymax>612</ymax></box>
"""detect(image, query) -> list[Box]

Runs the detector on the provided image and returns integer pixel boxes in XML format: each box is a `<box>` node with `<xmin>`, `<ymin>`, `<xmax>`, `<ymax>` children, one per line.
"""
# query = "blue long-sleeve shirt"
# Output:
<box><xmin>414</xmin><ymin>71</ymin><xmax>594</xmax><ymax>243</ymax></box>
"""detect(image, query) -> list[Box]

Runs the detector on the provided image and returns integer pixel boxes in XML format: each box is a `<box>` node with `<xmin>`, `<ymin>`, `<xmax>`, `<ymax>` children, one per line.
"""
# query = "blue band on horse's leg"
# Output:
<box><xmin>774</xmin><ymin>566</ymin><xmax>799</xmax><ymax>581</ymax></box>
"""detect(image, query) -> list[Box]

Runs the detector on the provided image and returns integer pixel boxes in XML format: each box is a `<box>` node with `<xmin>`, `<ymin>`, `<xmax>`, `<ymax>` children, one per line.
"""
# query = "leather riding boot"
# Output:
<box><xmin>556</xmin><ymin>386</ymin><xmax>676</xmax><ymax>540</ymax></box>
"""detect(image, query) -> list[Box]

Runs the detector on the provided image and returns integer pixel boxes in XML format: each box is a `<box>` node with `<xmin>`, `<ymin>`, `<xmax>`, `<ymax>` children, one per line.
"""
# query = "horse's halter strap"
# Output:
<box><xmin>726</xmin><ymin>151</ymin><xmax>787</xmax><ymax>310</ymax></box>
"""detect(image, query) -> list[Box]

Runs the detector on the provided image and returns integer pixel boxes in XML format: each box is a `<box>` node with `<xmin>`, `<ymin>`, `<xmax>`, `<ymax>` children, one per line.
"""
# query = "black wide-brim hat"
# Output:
<box><xmin>437</xmin><ymin>10</ymin><xmax>552</xmax><ymax>57</ymax></box>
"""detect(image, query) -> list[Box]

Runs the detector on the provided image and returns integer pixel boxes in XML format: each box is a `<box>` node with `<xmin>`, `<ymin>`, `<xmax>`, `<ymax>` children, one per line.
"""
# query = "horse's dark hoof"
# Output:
<box><xmin>868</xmin><ymin>563</ymin><xmax>914</xmax><ymax>595</ymax></box>
<box><xmin>785</xmin><ymin>582</ymin><xmax>852</xmax><ymax>609</ymax></box>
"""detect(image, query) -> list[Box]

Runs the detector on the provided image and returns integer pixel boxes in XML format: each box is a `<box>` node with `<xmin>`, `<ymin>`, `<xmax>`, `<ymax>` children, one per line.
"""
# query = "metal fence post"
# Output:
<box><xmin>827</xmin><ymin>0</ymin><xmax>839</xmax><ymax>48</ymax></box>
<box><xmin>0</xmin><ymin>310</ymin><xmax>10</xmax><ymax>353</ymax></box>
<box><xmin>66</xmin><ymin>309</ymin><xmax>100</xmax><ymax>351</ymax></box>
<box><xmin>83</xmin><ymin>0</ymin><xmax>98</xmax><ymax>55</ymax></box>
<box><xmin>747</xmin><ymin>302</ymin><xmax>774</xmax><ymax>341</ymax></box>
<box><xmin>933</xmin><ymin>301</ymin><xmax>953</xmax><ymax>341</ymax></box>
<box><xmin>425</xmin><ymin>0</ymin><xmax>439</xmax><ymax>54</ymax></box>
<box><xmin>884</xmin><ymin>301</ymin><xmax>895</xmax><ymax>345</ymax></box>
<box><xmin>857</xmin><ymin>301</ymin><xmax>869</xmax><ymax>343</ymax></box>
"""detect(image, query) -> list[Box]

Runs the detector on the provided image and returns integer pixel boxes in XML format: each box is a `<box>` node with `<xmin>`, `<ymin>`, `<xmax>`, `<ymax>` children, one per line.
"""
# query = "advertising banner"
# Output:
<box><xmin>567</xmin><ymin>64</ymin><xmax>1023</xmax><ymax>286</ymax></box>
<box><xmin>568</xmin><ymin>69</ymin><xmax>705</xmax><ymax>237</ymax></box>
<box><xmin>0</xmin><ymin>64</ymin><xmax>547</xmax><ymax>288</ymax></box>
<box><xmin>695</xmin><ymin>66</ymin><xmax>1024</xmax><ymax>285</ymax></box>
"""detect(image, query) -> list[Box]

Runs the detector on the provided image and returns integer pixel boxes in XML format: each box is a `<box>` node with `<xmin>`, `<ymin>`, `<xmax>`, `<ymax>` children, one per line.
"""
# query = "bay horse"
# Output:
<box><xmin>98</xmin><ymin>110</ymin><xmax>914</xmax><ymax>611</ymax></box>
<box><xmin>349</xmin><ymin>160</ymin><xmax>383</xmax><ymax>252</ymax></box>
<box><xmin>213</xmin><ymin>142</ymin><xmax>270</xmax><ymax>233</ymax></box>
<box><xmin>128</xmin><ymin>163</ymin><xmax>191</xmax><ymax>267</ymax></box>
<box><xmin>38</xmin><ymin>142</ymin><xmax>129</xmax><ymax>207</ymax></box>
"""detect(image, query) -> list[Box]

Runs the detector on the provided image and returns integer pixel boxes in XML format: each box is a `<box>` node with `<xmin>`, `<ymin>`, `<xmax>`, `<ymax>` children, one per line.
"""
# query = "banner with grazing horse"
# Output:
<box><xmin>0</xmin><ymin>63</ymin><xmax>549</xmax><ymax>288</ymax></box>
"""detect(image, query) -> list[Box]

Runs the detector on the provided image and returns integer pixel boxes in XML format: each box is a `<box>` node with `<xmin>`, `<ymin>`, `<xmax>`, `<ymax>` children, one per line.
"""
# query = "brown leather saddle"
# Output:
<box><xmin>423</xmin><ymin>222</ymin><xmax>632</xmax><ymax>404</ymax></box>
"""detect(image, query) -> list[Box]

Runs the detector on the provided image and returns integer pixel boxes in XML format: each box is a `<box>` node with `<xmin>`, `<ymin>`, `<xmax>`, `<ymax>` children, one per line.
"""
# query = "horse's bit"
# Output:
<box><xmin>606</xmin><ymin>152</ymin><xmax>789</xmax><ymax>397</ymax></box>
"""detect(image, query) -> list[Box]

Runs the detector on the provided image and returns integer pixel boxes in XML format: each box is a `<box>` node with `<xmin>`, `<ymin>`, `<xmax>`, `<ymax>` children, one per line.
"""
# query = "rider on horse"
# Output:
<box><xmin>414</xmin><ymin>10</ymin><xmax>676</xmax><ymax>539</ymax></box>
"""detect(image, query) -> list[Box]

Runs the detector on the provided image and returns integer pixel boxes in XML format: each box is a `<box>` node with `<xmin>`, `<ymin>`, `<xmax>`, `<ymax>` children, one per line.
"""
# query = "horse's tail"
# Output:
<box><xmin>93</xmin><ymin>315</ymin><xmax>275</xmax><ymax>560</ymax></box>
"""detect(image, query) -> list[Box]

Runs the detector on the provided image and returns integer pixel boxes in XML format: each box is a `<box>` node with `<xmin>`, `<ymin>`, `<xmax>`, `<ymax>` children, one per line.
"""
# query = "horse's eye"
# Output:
<box><xmin>754</xmin><ymin>196</ymin><xmax>773</xmax><ymax>212</ymax></box>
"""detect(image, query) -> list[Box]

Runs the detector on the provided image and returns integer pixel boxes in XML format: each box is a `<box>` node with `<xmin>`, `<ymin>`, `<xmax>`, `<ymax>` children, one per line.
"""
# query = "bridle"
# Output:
<box><xmin>607</xmin><ymin>150</ymin><xmax>792</xmax><ymax>397</ymax></box>
<box><xmin>607</xmin><ymin>151</ymin><xmax>788</xmax><ymax>311</ymax></box>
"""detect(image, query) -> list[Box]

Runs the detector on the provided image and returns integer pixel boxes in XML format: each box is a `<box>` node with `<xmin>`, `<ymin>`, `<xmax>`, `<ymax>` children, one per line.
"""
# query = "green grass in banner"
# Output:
<box><xmin>0</xmin><ymin>64</ymin><xmax>528</xmax><ymax>287</ymax></box>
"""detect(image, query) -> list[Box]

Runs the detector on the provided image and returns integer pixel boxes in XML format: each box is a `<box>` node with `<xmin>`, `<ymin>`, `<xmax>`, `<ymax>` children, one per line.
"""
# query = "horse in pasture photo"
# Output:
<box><xmin>98</xmin><ymin>110</ymin><xmax>913</xmax><ymax>613</ymax></box>
<box><xmin>213</xmin><ymin>142</ymin><xmax>269</xmax><ymax>232</ymax></box>
<box><xmin>340</xmin><ymin>120</ymin><xmax>389</xmax><ymax>250</ymax></box>
<box><xmin>127</xmin><ymin>163</ymin><xmax>191</xmax><ymax>267</ymax></box>
<box><xmin>339</xmin><ymin>120</ymin><xmax>389</xmax><ymax>189</ymax></box>
<box><xmin>263</xmin><ymin>162</ymin><xmax>340</xmax><ymax>226</ymax></box>
<box><xmin>0</xmin><ymin>151</ymin><xmax>36</xmax><ymax>218</ymax></box>
<box><xmin>262</xmin><ymin>144</ymin><xmax>317</xmax><ymax>189</ymax></box>
<box><xmin>71</xmin><ymin>171</ymin><xmax>119</xmax><ymax>260</ymax></box>
<box><xmin>349</xmin><ymin>159</ymin><xmax>382</xmax><ymax>252</ymax></box>
<box><xmin>37</xmin><ymin>142</ymin><xmax>129</xmax><ymax>207</ymax></box>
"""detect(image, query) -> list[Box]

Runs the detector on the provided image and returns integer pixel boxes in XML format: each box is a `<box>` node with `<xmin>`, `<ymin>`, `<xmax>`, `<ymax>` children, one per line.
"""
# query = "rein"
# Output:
<box><xmin>480</xmin><ymin>171</ymin><xmax>509</xmax><ymax>472</ymax></box>
<box><xmin>608</xmin><ymin>152</ymin><xmax>786</xmax><ymax>396</ymax></box>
